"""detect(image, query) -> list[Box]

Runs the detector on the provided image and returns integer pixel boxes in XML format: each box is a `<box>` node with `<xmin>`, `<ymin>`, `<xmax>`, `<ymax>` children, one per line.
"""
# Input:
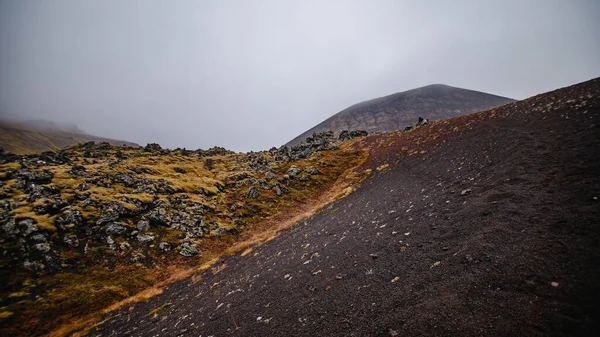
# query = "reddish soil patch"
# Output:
<box><xmin>89</xmin><ymin>78</ymin><xmax>600</xmax><ymax>336</ymax></box>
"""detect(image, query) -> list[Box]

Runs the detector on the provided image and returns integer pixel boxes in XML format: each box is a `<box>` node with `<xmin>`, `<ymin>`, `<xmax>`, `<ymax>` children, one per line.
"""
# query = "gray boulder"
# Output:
<box><xmin>179</xmin><ymin>241</ymin><xmax>198</xmax><ymax>257</ymax></box>
<box><xmin>136</xmin><ymin>233</ymin><xmax>155</xmax><ymax>243</ymax></box>
<box><xmin>136</xmin><ymin>219</ymin><xmax>150</xmax><ymax>231</ymax></box>
<box><xmin>158</xmin><ymin>242</ymin><xmax>171</xmax><ymax>251</ymax></box>
<box><xmin>2</xmin><ymin>219</ymin><xmax>18</xmax><ymax>237</ymax></box>
<box><xmin>30</xmin><ymin>233</ymin><xmax>47</xmax><ymax>243</ymax></box>
<box><xmin>23</xmin><ymin>260</ymin><xmax>44</xmax><ymax>272</ymax></box>
<box><xmin>105</xmin><ymin>222</ymin><xmax>128</xmax><ymax>236</ymax></box>
<box><xmin>286</xmin><ymin>166</ymin><xmax>301</xmax><ymax>178</ymax></box>
<box><xmin>247</xmin><ymin>187</ymin><xmax>259</xmax><ymax>199</ymax></box>
<box><xmin>63</xmin><ymin>234</ymin><xmax>79</xmax><ymax>248</ymax></box>
<box><xmin>33</xmin><ymin>243</ymin><xmax>51</xmax><ymax>253</ymax></box>
<box><xmin>17</xmin><ymin>218</ymin><xmax>38</xmax><ymax>237</ymax></box>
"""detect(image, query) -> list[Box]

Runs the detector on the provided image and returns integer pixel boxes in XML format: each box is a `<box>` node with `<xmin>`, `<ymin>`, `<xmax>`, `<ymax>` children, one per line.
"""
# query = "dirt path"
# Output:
<box><xmin>89</xmin><ymin>79</ymin><xmax>600</xmax><ymax>336</ymax></box>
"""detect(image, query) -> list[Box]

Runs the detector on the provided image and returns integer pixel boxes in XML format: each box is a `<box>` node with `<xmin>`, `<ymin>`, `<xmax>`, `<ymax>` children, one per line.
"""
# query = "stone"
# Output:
<box><xmin>338</xmin><ymin>130</ymin><xmax>368</xmax><ymax>141</ymax></box>
<box><xmin>214</xmin><ymin>227</ymin><xmax>226</xmax><ymax>236</ymax></box>
<box><xmin>460</xmin><ymin>188</ymin><xmax>472</xmax><ymax>196</ymax></box>
<box><xmin>143</xmin><ymin>207</ymin><xmax>168</xmax><ymax>226</ymax></box>
<box><xmin>136</xmin><ymin>220</ymin><xmax>150</xmax><ymax>231</ymax></box>
<box><xmin>30</xmin><ymin>233</ymin><xmax>47</xmax><ymax>243</ymax></box>
<box><xmin>119</xmin><ymin>241</ymin><xmax>131</xmax><ymax>251</ymax></box>
<box><xmin>307</xmin><ymin>167</ymin><xmax>321</xmax><ymax>175</ymax></box>
<box><xmin>96</xmin><ymin>210</ymin><xmax>121</xmax><ymax>226</ymax></box>
<box><xmin>16</xmin><ymin>169</ymin><xmax>54</xmax><ymax>185</ymax></box>
<box><xmin>265</xmin><ymin>171</ymin><xmax>277</xmax><ymax>180</ymax></box>
<box><xmin>17</xmin><ymin>218</ymin><xmax>39</xmax><ymax>237</ymax></box>
<box><xmin>179</xmin><ymin>241</ymin><xmax>198</xmax><ymax>257</ymax></box>
<box><xmin>247</xmin><ymin>187</ymin><xmax>259</xmax><ymax>199</ymax></box>
<box><xmin>158</xmin><ymin>242</ymin><xmax>171</xmax><ymax>251</ymax></box>
<box><xmin>272</xmin><ymin>185</ymin><xmax>282</xmax><ymax>196</ymax></box>
<box><xmin>23</xmin><ymin>260</ymin><xmax>44</xmax><ymax>272</ymax></box>
<box><xmin>144</xmin><ymin>143</ymin><xmax>163</xmax><ymax>152</ymax></box>
<box><xmin>114</xmin><ymin>173</ymin><xmax>137</xmax><ymax>187</ymax></box>
<box><xmin>33</xmin><ymin>243</ymin><xmax>51</xmax><ymax>253</ymax></box>
<box><xmin>416</xmin><ymin>116</ymin><xmax>429</xmax><ymax>126</ymax></box>
<box><xmin>2</xmin><ymin>219</ymin><xmax>18</xmax><ymax>237</ymax></box>
<box><xmin>104</xmin><ymin>222</ymin><xmax>127</xmax><ymax>236</ymax></box>
<box><xmin>137</xmin><ymin>234</ymin><xmax>155</xmax><ymax>243</ymax></box>
<box><xmin>55</xmin><ymin>209</ymin><xmax>83</xmax><ymax>230</ymax></box>
<box><xmin>63</xmin><ymin>234</ymin><xmax>79</xmax><ymax>248</ymax></box>
<box><xmin>286</xmin><ymin>166</ymin><xmax>300</xmax><ymax>178</ymax></box>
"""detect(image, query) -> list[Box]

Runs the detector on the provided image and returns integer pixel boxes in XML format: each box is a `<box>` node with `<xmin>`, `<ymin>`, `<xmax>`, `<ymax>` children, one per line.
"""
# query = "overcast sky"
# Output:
<box><xmin>1</xmin><ymin>0</ymin><xmax>599</xmax><ymax>151</ymax></box>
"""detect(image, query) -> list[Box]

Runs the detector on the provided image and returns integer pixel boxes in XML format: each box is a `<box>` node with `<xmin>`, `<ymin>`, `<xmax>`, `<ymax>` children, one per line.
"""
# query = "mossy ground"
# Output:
<box><xmin>0</xmin><ymin>139</ymin><xmax>368</xmax><ymax>337</ymax></box>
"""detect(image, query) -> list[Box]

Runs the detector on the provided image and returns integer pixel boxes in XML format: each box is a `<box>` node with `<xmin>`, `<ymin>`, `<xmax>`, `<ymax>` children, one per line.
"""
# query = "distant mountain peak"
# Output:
<box><xmin>285</xmin><ymin>84</ymin><xmax>515</xmax><ymax>146</ymax></box>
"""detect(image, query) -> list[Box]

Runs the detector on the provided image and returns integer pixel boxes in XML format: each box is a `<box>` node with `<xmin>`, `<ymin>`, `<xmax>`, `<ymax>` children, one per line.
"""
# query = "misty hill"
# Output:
<box><xmin>0</xmin><ymin>119</ymin><xmax>139</xmax><ymax>154</ymax></box>
<box><xmin>286</xmin><ymin>84</ymin><xmax>515</xmax><ymax>146</ymax></box>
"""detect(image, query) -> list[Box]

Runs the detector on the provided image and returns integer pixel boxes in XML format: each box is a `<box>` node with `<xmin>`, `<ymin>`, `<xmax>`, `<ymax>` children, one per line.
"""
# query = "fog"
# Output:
<box><xmin>1</xmin><ymin>0</ymin><xmax>599</xmax><ymax>151</ymax></box>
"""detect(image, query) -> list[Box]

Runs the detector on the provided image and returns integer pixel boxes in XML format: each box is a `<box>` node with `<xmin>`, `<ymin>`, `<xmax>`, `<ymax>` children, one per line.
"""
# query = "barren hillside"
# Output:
<box><xmin>286</xmin><ymin>84</ymin><xmax>515</xmax><ymax>146</ymax></box>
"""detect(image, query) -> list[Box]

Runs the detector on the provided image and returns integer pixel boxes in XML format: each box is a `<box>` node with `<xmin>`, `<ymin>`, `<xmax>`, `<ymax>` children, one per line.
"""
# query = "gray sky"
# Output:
<box><xmin>1</xmin><ymin>0</ymin><xmax>599</xmax><ymax>151</ymax></box>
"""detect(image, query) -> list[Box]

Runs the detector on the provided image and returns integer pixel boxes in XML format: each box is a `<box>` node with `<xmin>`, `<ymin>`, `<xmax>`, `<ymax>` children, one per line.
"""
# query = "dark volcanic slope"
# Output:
<box><xmin>92</xmin><ymin>78</ymin><xmax>600</xmax><ymax>337</ymax></box>
<box><xmin>285</xmin><ymin>84</ymin><xmax>515</xmax><ymax>146</ymax></box>
<box><xmin>0</xmin><ymin>120</ymin><xmax>139</xmax><ymax>154</ymax></box>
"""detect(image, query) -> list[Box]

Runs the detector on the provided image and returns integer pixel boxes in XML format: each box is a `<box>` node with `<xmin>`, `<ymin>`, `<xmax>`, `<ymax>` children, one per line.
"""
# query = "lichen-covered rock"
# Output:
<box><xmin>213</xmin><ymin>227</ymin><xmax>226</xmax><ymax>236</ymax></box>
<box><xmin>16</xmin><ymin>218</ymin><xmax>38</xmax><ymax>237</ymax></box>
<box><xmin>272</xmin><ymin>185</ymin><xmax>283</xmax><ymax>196</ymax></box>
<box><xmin>33</xmin><ymin>243</ymin><xmax>51</xmax><ymax>253</ymax></box>
<box><xmin>104</xmin><ymin>222</ymin><xmax>128</xmax><ymax>236</ymax></box>
<box><xmin>63</xmin><ymin>234</ymin><xmax>79</xmax><ymax>248</ymax></box>
<box><xmin>144</xmin><ymin>143</ymin><xmax>163</xmax><ymax>152</ymax></box>
<box><xmin>306</xmin><ymin>167</ymin><xmax>321</xmax><ymax>175</ymax></box>
<box><xmin>96</xmin><ymin>203</ymin><xmax>131</xmax><ymax>225</ymax></box>
<box><xmin>114</xmin><ymin>172</ymin><xmax>137</xmax><ymax>187</ymax></box>
<box><xmin>16</xmin><ymin>169</ymin><xmax>54</xmax><ymax>185</ymax></box>
<box><xmin>416</xmin><ymin>116</ymin><xmax>429</xmax><ymax>126</ymax></box>
<box><xmin>23</xmin><ymin>260</ymin><xmax>44</xmax><ymax>272</ymax></box>
<box><xmin>247</xmin><ymin>186</ymin><xmax>259</xmax><ymax>199</ymax></box>
<box><xmin>286</xmin><ymin>166</ymin><xmax>300</xmax><ymax>178</ymax></box>
<box><xmin>179</xmin><ymin>241</ymin><xmax>198</xmax><ymax>257</ymax></box>
<box><xmin>2</xmin><ymin>219</ymin><xmax>18</xmax><ymax>237</ymax></box>
<box><xmin>136</xmin><ymin>233</ymin><xmax>155</xmax><ymax>243</ymax></box>
<box><xmin>32</xmin><ymin>197</ymin><xmax>68</xmax><ymax>215</ymax></box>
<box><xmin>30</xmin><ymin>233</ymin><xmax>47</xmax><ymax>243</ymax></box>
<box><xmin>338</xmin><ymin>130</ymin><xmax>368</xmax><ymax>141</ymax></box>
<box><xmin>136</xmin><ymin>220</ymin><xmax>150</xmax><ymax>231</ymax></box>
<box><xmin>55</xmin><ymin>209</ymin><xmax>83</xmax><ymax>231</ymax></box>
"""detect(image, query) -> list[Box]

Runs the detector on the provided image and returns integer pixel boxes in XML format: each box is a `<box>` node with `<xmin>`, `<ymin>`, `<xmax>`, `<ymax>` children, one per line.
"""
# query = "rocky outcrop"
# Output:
<box><xmin>0</xmin><ymin>126</ymin><xmax>361</xmax><ymax>280</ymax></box>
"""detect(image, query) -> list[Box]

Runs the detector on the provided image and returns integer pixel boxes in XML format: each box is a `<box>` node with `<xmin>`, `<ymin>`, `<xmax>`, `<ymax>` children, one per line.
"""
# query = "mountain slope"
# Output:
<box><xmin>0</xmin><ymin>128</ymin><xmax>369</xmax><ymax>336</ymax></box>
<box><xmin>93</xmin><ymin>78</ymin><xmax>600</xmax><ymax>336</ymax></box>
<box><xmin>286</xmin><ymin>84</ymin><xmax>515</xmax><ymax>146</ymax></box>
<box><xmin>0</xmin><ymin>120</ymin><xmax>139</xmax><ymax>154</ymax></box>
